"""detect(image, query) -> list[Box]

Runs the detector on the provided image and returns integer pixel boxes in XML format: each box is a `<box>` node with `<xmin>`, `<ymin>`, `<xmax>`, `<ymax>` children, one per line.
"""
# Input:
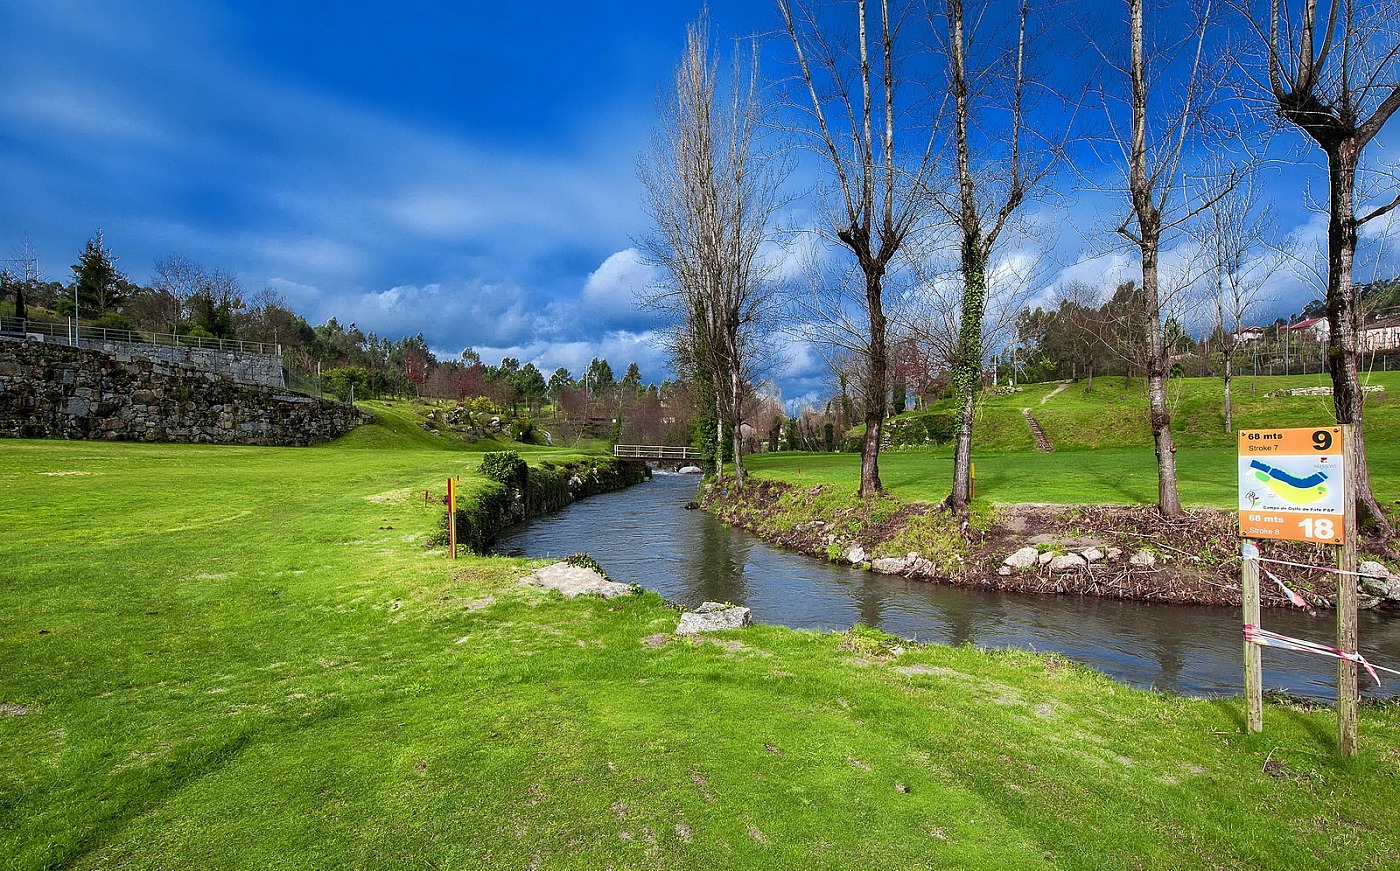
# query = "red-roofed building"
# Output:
<box><xmin>1282</xmin><ymin>317</ymin><xmax>1330</xmax><ymax>341</ymax></box>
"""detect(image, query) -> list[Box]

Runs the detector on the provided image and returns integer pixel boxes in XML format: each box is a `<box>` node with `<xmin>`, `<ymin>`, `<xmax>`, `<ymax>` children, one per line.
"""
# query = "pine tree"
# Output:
<box><xmin>69</xmin><ymin>230</ymin><xmax>126</xmax><ymax>316</ymax></box>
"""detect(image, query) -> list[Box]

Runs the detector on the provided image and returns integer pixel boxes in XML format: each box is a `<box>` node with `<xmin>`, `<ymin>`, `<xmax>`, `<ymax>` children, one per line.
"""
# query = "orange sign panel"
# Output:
<box><xmin>1238</xmin><ymin>427</ymin><xmax>1345</xmax><ymax>544</ymax></box>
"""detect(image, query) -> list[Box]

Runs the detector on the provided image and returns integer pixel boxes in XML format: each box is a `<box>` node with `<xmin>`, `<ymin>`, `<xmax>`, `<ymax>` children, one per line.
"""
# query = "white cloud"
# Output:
<box><xmin>784</xmin><ymin>391</ymin><xmax>825</xmax><ymax>415</ymax></box>
<box><xmin>337</xmin><ymin>280</ymin><xmax>541</xmax><ymax>347</ymax></box>
<box><xmin>581</xmin><ymin>248</ymin><xmax>660</xmax><ymax>317</ymax></box>
<box><xmin>1041</xmin><ymin>251</ymin><xmax>1135</xmax><ymax>305</ymax></box>
<box><xmin>384</xmin><ymin>191</ymin><xmax>487</xmax><ymax>239</ymax></box>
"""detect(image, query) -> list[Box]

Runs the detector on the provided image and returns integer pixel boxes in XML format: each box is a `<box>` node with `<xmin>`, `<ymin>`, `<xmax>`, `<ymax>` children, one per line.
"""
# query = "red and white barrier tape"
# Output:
<box><xmin>1262</xmin><ymin>568</ymin><xmax>1308</xmax><ymax>608</ymax></box>
<box><xmin>1247</xmin><ymin>552</ymin><xmax>1391</xmax><ymax>580</ymax></box>
<box><xmin>1242</xmin><ymin>624</ymin><xmax>1400</xmax><ymax>687</ymax></box>
<box><xmin>1239</xmin><ymin>543</ymin><xmax>1323</xmax><ymax>607</ymax></box>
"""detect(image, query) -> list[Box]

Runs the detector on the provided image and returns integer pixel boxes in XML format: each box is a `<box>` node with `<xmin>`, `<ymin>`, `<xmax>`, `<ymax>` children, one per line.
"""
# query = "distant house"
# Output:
<box><xmin>1362</xmin><ymin>318</ymin><xmax>1400</xmax><ymax>352</ymax></box>
<box><xmin>1282</xmin><ymin>316</ymin><xmax>1330</xmax><ymax>341</ymax></box>
<box><xmin>1233</xmin><ymin>326</ymin><xmax>1266</xmax><ymax>344</ymax></box>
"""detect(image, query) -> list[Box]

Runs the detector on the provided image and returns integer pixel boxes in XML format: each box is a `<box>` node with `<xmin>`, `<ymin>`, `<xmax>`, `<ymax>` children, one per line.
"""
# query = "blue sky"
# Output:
<box><xmin>2</xmin><ymin>1</ymin><xmax>1396</xmax><ymax>407</ymax></box>
<box><xmin>0</xmin><ymin>1</ymin><xmax>761</xmax><ymax>385</ymax></box>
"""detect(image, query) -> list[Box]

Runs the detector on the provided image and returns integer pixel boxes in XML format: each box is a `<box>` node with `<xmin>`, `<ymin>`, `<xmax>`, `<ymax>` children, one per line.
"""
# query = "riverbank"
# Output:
<box><xmin>441</xmin><ymin>451</ymin><xmax>649</xmax><ymax>553</ymax></box>
<box><xmin>700</xmin><ymin>477</ymin><xmax>1400</xmax><ymax>610</ymax></box>
<box><xmin>5</xmin><ymin>437</ymin><xmax>1400</xmax><ymax>868</ymax></box>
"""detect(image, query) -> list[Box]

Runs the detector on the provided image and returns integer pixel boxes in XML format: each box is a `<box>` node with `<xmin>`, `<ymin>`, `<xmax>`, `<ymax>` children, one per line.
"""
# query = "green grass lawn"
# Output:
<box><xmin>3</xmin><ymin>408</ymin><xmax>1400</xmax><ymax>868</ymax></box>
<box><xmin>789</xmin><ymin>373</ymin><xmax>1400</xmax><ymax>509</ymax></box>
<box><xmin>748</xmin><ymin>445</ymin><xmax>1400</xmax><ymax>509</ymax></box>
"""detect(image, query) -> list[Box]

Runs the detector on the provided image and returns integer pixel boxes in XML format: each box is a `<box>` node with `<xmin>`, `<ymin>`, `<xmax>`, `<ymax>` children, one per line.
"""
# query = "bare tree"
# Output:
<box><xmin>152</xmin><ymin>255</ymin><xmax>205</xmax><ymax>332</ymax></box>
<box><xmin>641</xmin><ymin>13</ymin><xmax>788</xmax><ymax>486</ymax></box>
<box><xmin>1197</xmin><ymin>168</ymin><xmax>1284</xmax><ymax>432</ymax></box>
<box><xmin>2</xmin><ymin>237</ymin><xmax>40</xmax><ymax>322</ymax></box>
<box><xmin>1096</xmin><ymin>0</ymin><xmax>1229</xmax><ymax>517</ymax></box>
<box><xmin>778</xmin><ymin>0</ymin><xmax>937</xmax><ymax>496</ymax></box>
<box><xmin>1242</xmin><ymin>0</ymin><xmax>1400</xmax><ymax>535</ymax></box>
<box><xmin>934</xmin><ymin>0</ymin><xmax>1055</xmax><ymax>508</ymax></box>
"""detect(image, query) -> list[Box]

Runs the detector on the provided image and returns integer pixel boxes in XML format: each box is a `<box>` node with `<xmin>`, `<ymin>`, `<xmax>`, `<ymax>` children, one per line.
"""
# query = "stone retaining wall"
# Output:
<box><xmin>0</xmin><ymin>339</ymin><xmax>366</xmax><ymax>446</ymax></box>
<box><xmin>83</xmin><ymin>339</ymin><xmax>285</xmax><ymax>388</ymax></box>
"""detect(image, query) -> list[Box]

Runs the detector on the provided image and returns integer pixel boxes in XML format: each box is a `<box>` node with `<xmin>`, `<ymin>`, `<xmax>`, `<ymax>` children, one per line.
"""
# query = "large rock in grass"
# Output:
<box><xmin>1049</xmin><ymin>553</ymin><xmax>1087</xmax><ymax>573</ymax></box>
<box><xmin>522</xmin><ymin>562</ymin><xmax>632</xmax><ymax>599</ymax></box>
<box><xmin>677</xmin><ymin>601</ymin><xmax>752</xmax><ymax>635</ymax></box>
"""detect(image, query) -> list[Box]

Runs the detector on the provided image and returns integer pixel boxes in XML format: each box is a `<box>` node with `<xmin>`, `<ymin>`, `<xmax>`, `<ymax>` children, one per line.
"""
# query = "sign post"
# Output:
<box><xmin>1241</xmin><ymin>539</ymin><xmax>1263</xmax><ymax>733</ymax></box>
<box><xmin>1337</xmin><ymin>425</ymin><xmax>1358</xmax><ymax>758</ymax></box>
<box><xmin>1237</xmin><ymin>425</ymin><xmax>1353</xmax><ymax>754</ymax></box>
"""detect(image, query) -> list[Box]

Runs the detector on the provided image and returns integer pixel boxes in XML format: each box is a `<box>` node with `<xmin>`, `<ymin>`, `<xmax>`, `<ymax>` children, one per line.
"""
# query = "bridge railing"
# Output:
<box><xmin>613</xmin><ymin>444</ymin><xmax>703</xmax><ymax>460</ymax></box>
<box><xmin>0</xmin><ymin>316</ymin><xmax>281</xmax><ymax>357</ymax></box>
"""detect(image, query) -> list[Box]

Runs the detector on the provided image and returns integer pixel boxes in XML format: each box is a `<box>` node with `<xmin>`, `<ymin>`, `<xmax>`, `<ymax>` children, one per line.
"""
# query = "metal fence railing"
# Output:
<box><xmin>613</xmin><ymin>444</ymin><xmax>703</xmax><ymax>460</ymax></box>
<box><xmin>0</xmin><ymin>317</ymin><xmax>281</xmax><ymax>357</ymax></box>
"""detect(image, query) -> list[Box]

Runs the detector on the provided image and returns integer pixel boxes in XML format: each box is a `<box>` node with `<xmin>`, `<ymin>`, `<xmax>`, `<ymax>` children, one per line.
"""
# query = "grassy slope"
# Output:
<box><xmin>2</xmin><ymin>412</ymin><xmax>1399</xmax><ymax>867</ymax></box>
<box><xmin>754</xmin><ymin>373</ymin><xmax>1400</xmax><ymax>508</ymax></box>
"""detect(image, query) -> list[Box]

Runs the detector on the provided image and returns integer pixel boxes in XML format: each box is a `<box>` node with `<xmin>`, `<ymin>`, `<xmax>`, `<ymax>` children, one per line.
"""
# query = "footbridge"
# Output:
<box><xmin>612</xmin><ymin>445</ymin><xmax>703</xmax><ymax>470</ymax></box>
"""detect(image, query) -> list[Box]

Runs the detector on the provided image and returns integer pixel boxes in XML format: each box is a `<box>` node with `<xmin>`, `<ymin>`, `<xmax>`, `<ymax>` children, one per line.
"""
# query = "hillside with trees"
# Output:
<box><xmin>0</xmin><ymin>233</ymin><xmax>694</xmax><ymax>448</ymax></box>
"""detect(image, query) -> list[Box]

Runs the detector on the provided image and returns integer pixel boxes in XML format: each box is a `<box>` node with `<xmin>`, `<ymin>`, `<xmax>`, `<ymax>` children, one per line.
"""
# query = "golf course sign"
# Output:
<box><xmin>1238</xmin><ymin>427</ymin><xmax>1346</xmax><ymax>543</ymax></box>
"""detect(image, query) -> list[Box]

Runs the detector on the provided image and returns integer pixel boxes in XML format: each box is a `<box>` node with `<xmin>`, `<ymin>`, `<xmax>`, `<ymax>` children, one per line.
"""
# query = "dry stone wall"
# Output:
<box><xmin>83</xmin><ymin>339</ymin><xmax>286</xmax><ymax>387</ymax></box>
<box><xmin>0</xmin><ymin>339</ymin><xmax>367</xmax><ymax>446</ymax></box>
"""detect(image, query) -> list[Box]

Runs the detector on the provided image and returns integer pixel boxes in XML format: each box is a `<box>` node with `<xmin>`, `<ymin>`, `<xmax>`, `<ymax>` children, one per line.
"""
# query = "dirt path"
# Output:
<box><xmin>1040</xmin><ymin>382</ymin><xmax>1071</xmax><ymax>404</ymax></box>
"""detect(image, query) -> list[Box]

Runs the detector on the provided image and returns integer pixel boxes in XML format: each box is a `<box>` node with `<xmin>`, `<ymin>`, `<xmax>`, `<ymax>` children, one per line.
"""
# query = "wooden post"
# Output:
<box><xmin>1337</xmin><ymin>424</ymin><xmax>1358</xmax><ymax>758</ymax></box>
<box><xmin>447</xmin><ymin>477</ymin><xmax>457</xmax><ymax>561</ymax></box>
<box><xmin>1241</xmin><ymin>540</ymin><xmax>1263</xmax><ymax>733</ymax></box>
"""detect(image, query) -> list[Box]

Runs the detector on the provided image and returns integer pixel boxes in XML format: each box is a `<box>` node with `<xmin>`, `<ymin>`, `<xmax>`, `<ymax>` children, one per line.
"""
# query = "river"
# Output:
<box><xmin>493</xmin><ymin>473</ymin><xmax>1400</xmax><ymax>701</ymax></box>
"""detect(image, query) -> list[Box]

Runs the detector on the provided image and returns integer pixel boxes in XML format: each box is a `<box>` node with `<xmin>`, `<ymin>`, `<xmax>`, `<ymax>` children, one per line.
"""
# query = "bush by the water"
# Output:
<box><xmin>479</xmin><ymin>451</ymin><xmax>528</xmax><ymax>487</ymax></box>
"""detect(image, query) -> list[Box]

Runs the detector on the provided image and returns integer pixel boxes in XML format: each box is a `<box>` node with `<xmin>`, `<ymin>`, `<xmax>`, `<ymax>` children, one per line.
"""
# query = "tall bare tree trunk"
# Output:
<box><xmin>861</xmin><ymin>271</ymin><xmax>887</xmax><ymax>495</ymax></box>
<box><xmin>950</xmin><ymin>248</ymin><xmax>987</xmax><ymax>507</ymax></box>
<box><xmin>1256</xmin><ymin>0</ymin><xmax>1398</xmax><ymax>537</ymax></box>
<box><xmin>731</xmin><ymin>361</ymin><xmax>745</xmax><ymax>486</ymax></box>
<box><xmin>1142</xmin><ymin>244</ymin><xmax>1183</xmax><ymax>514</ymax></box>
<box><xmin>780</xmin><ymin>0</ymin><xmax>933</xmax><ymax>499</ymax></box>
<box><xmin>1123</xmin><ymin>0</ymin><xmax>1186</xmax><ymax>518</ymax></box>
<box><xmin>1224</xmin><ymin>352</ymin><xmax>1233</xmax><ymax>433</ymax></box>
<box><xmin>1325</xmin><ymin>146</ymin><xmax>1385</xmax><ymax>528</ymax></box>
<box><xmin>714</xmin><ymin>397</ymin><xmax>725</xmax><ymax>484</ymax></box>
<box><xmin>941</xmin><ymin>0</ymin><xmax>1040</xmax><ymax>510</ymax></box>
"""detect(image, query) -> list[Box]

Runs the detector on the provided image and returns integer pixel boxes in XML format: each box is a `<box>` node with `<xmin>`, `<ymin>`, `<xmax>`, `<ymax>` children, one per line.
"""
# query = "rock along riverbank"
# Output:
<box><xmin>700</xmin><ymin>478</ymin><xmax>1400</xmax><ymax>611</ymax></box>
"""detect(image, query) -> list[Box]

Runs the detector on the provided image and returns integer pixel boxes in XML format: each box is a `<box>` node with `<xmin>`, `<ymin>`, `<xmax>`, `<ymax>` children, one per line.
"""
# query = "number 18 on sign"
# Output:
<box><xmin>1238</xmin><ymin>427</ymin><xmax>1345</xmax><ymax>544</ymax></box>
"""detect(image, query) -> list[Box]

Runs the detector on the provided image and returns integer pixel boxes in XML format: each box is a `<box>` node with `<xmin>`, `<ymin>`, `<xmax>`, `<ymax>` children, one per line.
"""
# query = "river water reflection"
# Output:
<box><xmin>493</xmin><ymin>473</ymin><xmax>1400</xmax><ymax>701</ymax></box>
